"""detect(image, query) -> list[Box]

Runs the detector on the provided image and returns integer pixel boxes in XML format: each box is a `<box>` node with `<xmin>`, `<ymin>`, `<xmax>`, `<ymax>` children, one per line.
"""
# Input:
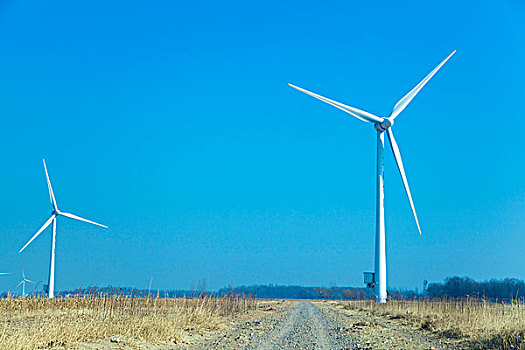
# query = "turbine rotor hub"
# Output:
<box><xmin>375</xmin><ymin>118</ymin><xmax>394</xmax><ymax>132</ymax></box>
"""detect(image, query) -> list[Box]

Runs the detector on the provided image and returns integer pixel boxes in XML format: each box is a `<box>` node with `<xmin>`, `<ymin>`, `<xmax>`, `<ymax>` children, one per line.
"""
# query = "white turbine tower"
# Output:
<box><xmin>289</xmin><ymin>51</ymin><xmax>455</xmax><ymax>303</ymax></box>
<box><xmin>16</xmin><ymin>269</ymin><xmax>35</xmax><ymax>297</ymax></box>
<box><xmin>19</xmin><ymin>159</ymin><xmax>107</xmax><ymax>298</ymax></box>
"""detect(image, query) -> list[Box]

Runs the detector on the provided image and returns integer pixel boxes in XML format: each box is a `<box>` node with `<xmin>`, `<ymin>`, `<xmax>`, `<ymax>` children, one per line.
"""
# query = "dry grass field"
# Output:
<box><xmin>3</xmin><ymin>294</ymin><xmax>524</xmax><ymax>349</ymax></box>
<box><xmin>340</xmin><ymin>297</ymin><xmax>525</xmax><ymax>349</ymax></box>
<box><xmin>0</xmin><ymin>293</ymin><xmax>257</xmax><ymax>349</ymax></box>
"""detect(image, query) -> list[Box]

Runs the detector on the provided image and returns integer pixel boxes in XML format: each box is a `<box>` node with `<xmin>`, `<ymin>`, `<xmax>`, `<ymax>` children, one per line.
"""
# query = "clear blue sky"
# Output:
<box><xmin>0</xmin><ymin>0</ymin><xmax>523</xmax><ymax>293</ymax></box>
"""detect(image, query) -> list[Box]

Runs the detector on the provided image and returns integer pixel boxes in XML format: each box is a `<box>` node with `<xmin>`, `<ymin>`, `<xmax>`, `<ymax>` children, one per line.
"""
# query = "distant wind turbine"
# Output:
<box><xmin>16</xmin><ymin>269</ymin><xmax>35</xmax><ymax>297</ymax></box>
<box><xmin>148</xmin><ymin>275</ymin><xmax>153</xmax><ymax>296</ymax></box>
<box><xmin>289</xmin><ymin>51</ymin><xmax>455</xmax><ymax>302</ymax></box>
<box><xmin>19</xmin><ymin>159</ymin><xmax>108</xmax><ymax>298</ymax></box>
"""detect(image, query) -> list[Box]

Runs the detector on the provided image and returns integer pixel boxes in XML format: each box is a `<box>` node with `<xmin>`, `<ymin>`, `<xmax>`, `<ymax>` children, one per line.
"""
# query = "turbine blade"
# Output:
<box><xmin>43</xmin><ymin>159</ymin><xmax>58</xmax><ymax>210</ymax></box>
<box><xmin>59</xmin><ymin>212</ymin><xmax>107</xmax><ymax>228</ymax></box>
<box><xmin>25</xmin><ymin>279</ymin><xmax>35</xmax><ymax>284</ymax></box>
<box><xmin>386</xmin><ymin>128</ymin><xmax>422</xmax><ymax>235</ymax></box>
<box><xmin>16</xmin><ymin>281</ymin><xmax>24</xmax><ymax>288</ymax></box>
<box><xmin>288</xmin><ymin>83</ymin><xmax>383</xmax><ymax>124</ymax></box>
<box><xmin>22</xmin><ymin>269</ymin><xmax>25</xmax><ymax>279</ymax></box>
<box><xmin>390</xmin><ymin>50</ymin><xmax>456</xmax><ymax>119</ymax></box>
<box><xmin>19</xmin><ymin>215</ymin><xmax>55</xmax><ymax>253</ymax></box>
<box><xmin>0</xmin><ymin>273</ymin><xmax>11</xmax><ymax>275</ymax></box>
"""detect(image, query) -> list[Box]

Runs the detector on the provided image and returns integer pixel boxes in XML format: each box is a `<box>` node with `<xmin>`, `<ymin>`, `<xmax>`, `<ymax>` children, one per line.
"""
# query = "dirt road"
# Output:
<box><xmin>250</xmin><ymin>301</ymin><xmax>353</xmax><ymax>349</ymax></box>
<box><xmin>192</xmin><ymin>300</ymin><xmax>460</xmax><ymax>349</ymax></box>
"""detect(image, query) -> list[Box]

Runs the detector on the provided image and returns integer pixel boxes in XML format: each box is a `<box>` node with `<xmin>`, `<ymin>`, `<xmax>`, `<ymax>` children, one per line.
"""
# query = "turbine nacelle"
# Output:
<box><xmin>374</xmin><ymin>118</ymin><xmax>394</xmax><ymax>132</ymax></box>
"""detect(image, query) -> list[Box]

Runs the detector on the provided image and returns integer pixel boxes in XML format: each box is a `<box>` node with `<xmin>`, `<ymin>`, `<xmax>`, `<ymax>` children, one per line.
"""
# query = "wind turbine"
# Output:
<box><xmin>148</xmin><ymin>274</ymin><xmax>153</xmax><ymax>297</ymax></box>
<box><xmin>289</xmin><ymin>51</ymin><xmax>455</xmax><ymax>302</ymax></box>
<box><xmin>19</xmin><ymin>159</ymin><xmax>108</xmax><ymax>298</ymax></box>
<box><xmin>16</xmin><ymin>269</ymin><xmax>35</xmax><ymax>297</ymax></box>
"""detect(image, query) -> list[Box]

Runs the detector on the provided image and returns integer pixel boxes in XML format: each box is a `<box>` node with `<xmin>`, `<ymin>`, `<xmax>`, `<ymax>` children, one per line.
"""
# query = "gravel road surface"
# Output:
<box><xmin>192</xmin><ymin>300</ymin><xmax>460</xmax><ymax>350</ymax></box>
<box><xmin>250</xmin><ymin>301</ymin><xmax>353</xmax><ymax>349</ymax></box>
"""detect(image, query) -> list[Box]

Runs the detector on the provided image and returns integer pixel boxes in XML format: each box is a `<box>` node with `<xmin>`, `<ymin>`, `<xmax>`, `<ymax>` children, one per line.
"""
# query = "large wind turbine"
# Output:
<box><xmin>289</xmin><ymin>51</ymin><xmax>455</xmax><ymax>302</ymax></box>
<box><xmin>19</xmin><ymin>159</ymin><xmax>107</xmax><ymax>298</ymax></box>
<box><xmin>16</xmin><ymin>269</ymin><xmax>35</xmax><ymax>297</ymax></box>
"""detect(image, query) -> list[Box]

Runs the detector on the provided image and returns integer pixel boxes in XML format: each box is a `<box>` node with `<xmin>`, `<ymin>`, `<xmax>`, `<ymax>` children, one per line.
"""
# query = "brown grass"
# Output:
<box><xmin>0</xmin><ymin>293</ymin><xmax>257</xmax><ymax>349</ymax></box>
<box><xmin>341</xmin><ymin>297</ymin><xmax>525</xmax><ymax>349</ymax></box>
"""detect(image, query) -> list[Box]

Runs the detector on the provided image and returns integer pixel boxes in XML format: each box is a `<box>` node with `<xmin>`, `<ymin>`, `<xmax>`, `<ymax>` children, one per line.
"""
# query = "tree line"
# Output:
<box><xmin>217</xmin><ymin>284</ymin><xmax>374</xmax><ymax>299</ymax></box>
<box><xmin>3</xmin><ymin>276</ymin><xmax>523</xmax><ymax>300</ymax></box>
<box><xmin>425</xmin><ymin>276</ymin><xmax>525</xmax><ymax>301</ymax></box>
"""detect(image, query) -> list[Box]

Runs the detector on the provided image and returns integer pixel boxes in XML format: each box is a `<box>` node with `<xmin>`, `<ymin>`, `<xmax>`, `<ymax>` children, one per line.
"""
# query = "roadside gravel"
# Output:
<box><xmin>317</xmin><ymin>300</ymin><xmax>462</xmax><ymax>349</ymax></box>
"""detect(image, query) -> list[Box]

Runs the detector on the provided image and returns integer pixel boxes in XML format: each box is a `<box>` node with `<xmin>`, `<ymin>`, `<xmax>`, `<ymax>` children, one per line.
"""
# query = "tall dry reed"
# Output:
<box><xmin>343</xmin><ymin>296</ymin><xmax>525</xmax><ymax>349</ymax></box>
<box><xmin>0</xmin><ymin>292</ymin><xmax>257</xmax><ymax>349</ymax></box>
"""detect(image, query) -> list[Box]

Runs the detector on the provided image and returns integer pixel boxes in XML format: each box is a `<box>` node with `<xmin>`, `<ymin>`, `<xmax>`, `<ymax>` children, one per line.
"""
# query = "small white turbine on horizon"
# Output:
<box><xmin>19</xmin><ymin>159</ymin><xmax>107</xmax><ymax>298</ymax></box>
<box><xmin>16</xmin><ymin>269</ymin><xmax>35</xmax><ymax>297</ymax></box>
<box><xmin>289</xmin><ymin>51</ymin><xmax>456</xmax><ymax>303</ymax></box>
